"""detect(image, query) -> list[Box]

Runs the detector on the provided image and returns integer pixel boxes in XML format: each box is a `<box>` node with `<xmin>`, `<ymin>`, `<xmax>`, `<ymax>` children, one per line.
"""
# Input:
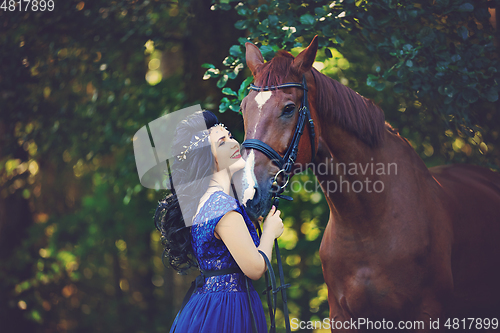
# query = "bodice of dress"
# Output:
<box><xmin>191</xmin><ymin>191</ymin><xmax>260</xmax><ymax>293</ymax></box>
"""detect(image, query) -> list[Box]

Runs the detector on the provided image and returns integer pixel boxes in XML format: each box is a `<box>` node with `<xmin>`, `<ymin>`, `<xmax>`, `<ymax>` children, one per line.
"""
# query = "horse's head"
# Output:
<box><xmin>240</xmin><ymin>37</ymin><xmax>319</xmax><ymax>220</ymax></box>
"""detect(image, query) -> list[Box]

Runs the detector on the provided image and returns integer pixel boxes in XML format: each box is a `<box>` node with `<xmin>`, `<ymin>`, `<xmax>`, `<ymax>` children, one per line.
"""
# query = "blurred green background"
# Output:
<box><xmin>1</xmin><ymin>0</ymin><xmax>498</xmax><ymax>332</ymax></box>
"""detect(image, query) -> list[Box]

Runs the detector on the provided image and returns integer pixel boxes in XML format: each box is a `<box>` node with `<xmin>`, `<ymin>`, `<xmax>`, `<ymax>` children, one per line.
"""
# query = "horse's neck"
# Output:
<box><xmin>314</xmin><ymin>127</ymin><xmax>433</xmax><ymax>233</ymax></box>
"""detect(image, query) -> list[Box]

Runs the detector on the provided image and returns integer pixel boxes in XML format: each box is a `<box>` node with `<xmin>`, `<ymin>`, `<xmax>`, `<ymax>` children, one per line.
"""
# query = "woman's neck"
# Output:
<box><xmin>208</xmin><ymin>169</ymin><xmax>232</xmax><ymax>195</ymax></box>
<box><xmin>193</xmin><ymin>169</ymin><xmax>233</xmax><ymax>221</ymax></box>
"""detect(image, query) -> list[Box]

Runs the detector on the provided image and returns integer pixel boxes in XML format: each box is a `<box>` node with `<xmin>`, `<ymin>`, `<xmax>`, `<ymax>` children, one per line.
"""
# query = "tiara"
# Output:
<box><xmin>176</xmin><ymin>131</ymin><xmax>210</xmax><ymax>161</ymax></box>
<box><xmin>175</xmin><ymin>124</ymin><xmax>227</xmax><ymax>162</ymax></box>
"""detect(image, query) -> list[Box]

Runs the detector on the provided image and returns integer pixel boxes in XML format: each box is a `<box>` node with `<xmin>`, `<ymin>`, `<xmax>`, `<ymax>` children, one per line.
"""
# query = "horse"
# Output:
<box><xmin>239</xmin><ymin>36</ymin><xmax>500</xmax><ymax>332</ymax></box>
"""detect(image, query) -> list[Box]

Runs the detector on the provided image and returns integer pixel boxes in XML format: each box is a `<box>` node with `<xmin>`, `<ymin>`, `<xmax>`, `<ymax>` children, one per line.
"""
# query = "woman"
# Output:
<box><xmin>154</xmin><ymin>110</ymin><xmax>284</xmax><ymax>333</ymax></box>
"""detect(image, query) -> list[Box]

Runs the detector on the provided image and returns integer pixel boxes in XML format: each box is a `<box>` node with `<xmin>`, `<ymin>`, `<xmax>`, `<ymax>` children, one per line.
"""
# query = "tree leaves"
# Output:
<box><xmin>216</xmin><ymin>74</ymin><xmax>229</xmax><ymax>88</ymax></box>
<box><xmin>485</xmin><ymin>87</ymin><xmax>499</xmax><ymax>102</ymax></box>
<box><xmin>457</xmin><ymin>26</ymin><xmax>468</xmax><ymax>40</ymax></box>
<box><xmin>234</xmin><ymin>20</ymin><xmax>248</xmax><ymax>30</ymax></box>
<box><xmin>229</xmin><ymin>45</ymin><xmax>243</xmax><ymax>57</ymax></box>
<box><xmin>458</xmin><ymin>3</ymin><xmax>474</xmax><ymax>12</ymax></box>
<box><xmin>222</xmin><ymin>87</ymin><xmax>237</xmax><ymax>96</ymax></box>
<box><xmin>367</xmin><ymin>74</ymin><xmax>386</xmax><ymax>91</ymax></box>
<box><xmin>462</xmin><ymin>87</ymin><xmax>479</xmax><ymax>103</ymax></box>
<box><xmin>299</xmin><ymin>14</ymin><xmax>316</xmax><ymax>26</ymax></box>
<box><xmin>207</xmin><ymin>0</ymin><xmax>499</xmax><ymax>165</ymax></box>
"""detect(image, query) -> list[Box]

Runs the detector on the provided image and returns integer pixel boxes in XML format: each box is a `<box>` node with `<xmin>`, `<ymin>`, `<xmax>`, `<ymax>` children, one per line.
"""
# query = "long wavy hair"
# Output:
<box><xmin>154</xmin><ymin>110</ymin><xmax>219</xmax><ymax>274</ymax></box>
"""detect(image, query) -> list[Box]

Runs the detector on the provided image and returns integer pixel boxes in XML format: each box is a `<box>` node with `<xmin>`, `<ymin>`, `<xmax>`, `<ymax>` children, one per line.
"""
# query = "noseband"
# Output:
<box><xmin>242</xmin><ymin>75</ymin><xmax>316</xmax><ymax>203</ymax></box>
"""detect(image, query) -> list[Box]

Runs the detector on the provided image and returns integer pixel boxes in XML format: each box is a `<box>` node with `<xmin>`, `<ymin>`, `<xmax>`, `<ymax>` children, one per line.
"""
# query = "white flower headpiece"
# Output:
<box><xmin>175</xmin><ymin>123</ymin><xmax>227</xmax><ymax>162</ymax></box>
<box><xmin>176</xmin><ymin>131</ymin><xmax>210</xmax><ymax>161</ymax></box>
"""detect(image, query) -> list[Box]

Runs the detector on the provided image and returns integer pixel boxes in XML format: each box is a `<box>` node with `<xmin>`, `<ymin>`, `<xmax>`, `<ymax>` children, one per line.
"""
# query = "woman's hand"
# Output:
<box><xmin>262</xmin><ymin>206</ymin><xmax>284</xmax><ymax>239</ymax></box>
<box><xmin>256</xmin><ymin>216</ymin><xmax>264</xmax><ymax>228</ymax></box>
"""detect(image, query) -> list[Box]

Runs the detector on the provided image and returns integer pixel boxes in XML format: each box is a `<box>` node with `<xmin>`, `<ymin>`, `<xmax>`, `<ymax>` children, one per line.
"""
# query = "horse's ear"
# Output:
<box><xmin>245</xmin><ymin>42</ymin><xmax>264</xmax><ymax>77</ymax></box>
<box><xmin>292</xmin><ymin>36</ymin><xmax>319</xmax><ymax>74</ymax></box>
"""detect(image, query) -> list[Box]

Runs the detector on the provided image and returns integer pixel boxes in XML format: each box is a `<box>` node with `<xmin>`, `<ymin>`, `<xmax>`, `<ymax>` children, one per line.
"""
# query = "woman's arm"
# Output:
<box><xmin>215</xmin><ymin>207</ymin><xmax>283</xmax><ymax>280</ymax></box>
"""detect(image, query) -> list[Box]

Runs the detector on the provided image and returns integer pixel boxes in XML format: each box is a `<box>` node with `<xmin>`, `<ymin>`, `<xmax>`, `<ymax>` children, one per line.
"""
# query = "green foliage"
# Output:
<box><xmin>207</xmin><ymin>0</ymin><xmax>499</xmax><ymax>168</ymax></box>
<box><xmin>0</xmin><ymin>1</ymin><xmax>218</xmax><ymax>331</ymax></box>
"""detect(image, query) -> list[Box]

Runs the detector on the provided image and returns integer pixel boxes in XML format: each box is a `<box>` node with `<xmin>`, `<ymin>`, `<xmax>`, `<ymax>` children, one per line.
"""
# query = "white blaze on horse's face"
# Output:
<box><xmin>253</xmin><ymin>91</ymin><xmax>273</xmax><ymax>134</ymax></box>
<box><xmin>242</xmin><ymin>150</ymin><xmax>257</xmax><ymax>205</ymax></box>
<box><xmin>255</xmin><ymin>91</ymin><xmax>273</xmax><ymax>111</ymax></box>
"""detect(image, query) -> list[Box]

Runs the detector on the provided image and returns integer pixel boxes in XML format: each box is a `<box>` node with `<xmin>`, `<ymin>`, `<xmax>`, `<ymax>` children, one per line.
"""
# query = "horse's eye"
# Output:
<box><xmin>282</xmin><ymin>104</ymin><xmax>295</xmax><ymax>116</ymax></box>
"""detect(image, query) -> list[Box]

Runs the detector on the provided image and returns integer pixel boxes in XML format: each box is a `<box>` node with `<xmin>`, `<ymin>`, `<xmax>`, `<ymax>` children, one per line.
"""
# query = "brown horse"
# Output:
<box><xmin>239</xmin><ymin>36</ymin><xmax>500</xmax><ymax>332</ymax></box>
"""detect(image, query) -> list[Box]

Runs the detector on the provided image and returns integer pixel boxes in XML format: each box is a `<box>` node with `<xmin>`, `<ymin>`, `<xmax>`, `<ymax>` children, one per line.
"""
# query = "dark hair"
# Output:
<box><xmin>154</xmin><ymin>110</ymin><xmax>219</xmax><ymax>274</ymax></box>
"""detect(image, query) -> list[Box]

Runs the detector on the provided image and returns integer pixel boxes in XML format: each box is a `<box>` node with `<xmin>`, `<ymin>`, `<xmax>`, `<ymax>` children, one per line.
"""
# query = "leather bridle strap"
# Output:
<box><xmin>249</xmin><ymin>82</ymin><xmax>304</xmax><ymax>91</ymax></box>
<box><xmin>242</xmin><ymin>139</ymin><xmax>286</xmax><ymax>170</ymax></box>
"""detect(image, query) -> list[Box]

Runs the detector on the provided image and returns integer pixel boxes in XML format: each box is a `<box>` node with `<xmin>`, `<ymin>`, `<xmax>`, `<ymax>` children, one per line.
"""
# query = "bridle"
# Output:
<box><xmin>241</xmin><ymin>74</ymin><xmax>316</xmax><ymax>333</ymax></box>
<box><xmin>242</xmin><ymin>74</ymin><xmax>316</xmax><ymax>205</ymax></box>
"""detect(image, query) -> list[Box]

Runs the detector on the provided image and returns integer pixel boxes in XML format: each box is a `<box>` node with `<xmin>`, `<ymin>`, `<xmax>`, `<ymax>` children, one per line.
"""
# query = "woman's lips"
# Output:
<box><xmin>231</xmin><ymin>150</ymin><xmax>241</xmax><ymax>159</ymax></box>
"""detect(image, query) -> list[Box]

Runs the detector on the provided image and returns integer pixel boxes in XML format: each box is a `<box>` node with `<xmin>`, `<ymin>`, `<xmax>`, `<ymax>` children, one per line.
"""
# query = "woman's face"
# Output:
<box><xmin>209</xmin><ymin>125</ymin><xmax>243</xmax><ymax>172</ymax></box>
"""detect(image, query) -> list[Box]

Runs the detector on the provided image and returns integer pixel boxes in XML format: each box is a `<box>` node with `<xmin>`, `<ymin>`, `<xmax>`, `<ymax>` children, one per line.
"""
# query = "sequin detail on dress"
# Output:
<box><xmin>191</xmin><ymin>191</ymin><xmax>260</xmax><ymax>293</ymax></box>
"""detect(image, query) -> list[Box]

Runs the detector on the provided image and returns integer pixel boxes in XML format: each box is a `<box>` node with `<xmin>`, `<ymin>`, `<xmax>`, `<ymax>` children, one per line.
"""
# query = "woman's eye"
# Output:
<box><xmin>219</xmin><ymin>134</ymin><xmax>234</xmax><ymax>146</ymax></box>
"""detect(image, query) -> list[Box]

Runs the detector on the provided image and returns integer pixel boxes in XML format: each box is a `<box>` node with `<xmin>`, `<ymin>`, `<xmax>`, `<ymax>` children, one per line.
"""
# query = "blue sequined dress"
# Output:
<box><xmin>169</xmin><ymin>191</ymin><xmax>267</xmax><ymax>333</ymax></box>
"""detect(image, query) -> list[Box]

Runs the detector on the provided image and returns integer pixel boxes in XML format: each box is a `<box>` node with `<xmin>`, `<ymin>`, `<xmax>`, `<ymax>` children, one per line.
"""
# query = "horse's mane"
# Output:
<box><xmin>254</xmin><ymin>50</ymin><xmax>386</xmax><ymax>147</ymax></box>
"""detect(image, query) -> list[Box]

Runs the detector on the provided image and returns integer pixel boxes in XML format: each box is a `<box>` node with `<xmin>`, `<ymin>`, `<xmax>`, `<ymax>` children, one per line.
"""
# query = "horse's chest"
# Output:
<box><xmin>320</xmin><ymin>240</ymin><xmax>417</xmax><ymax>318</ymax></box>
<box><xmin>343</xmin><ymin>267</ymin><xmax>413</xmax><ymax>318</ymax></box>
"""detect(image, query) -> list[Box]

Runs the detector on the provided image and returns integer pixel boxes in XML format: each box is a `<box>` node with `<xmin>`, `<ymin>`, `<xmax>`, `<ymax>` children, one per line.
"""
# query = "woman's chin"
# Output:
<box><xmin>228</xmin><ymin>157</ymin><xmax>245</xmax><ymax>173</ymax></box>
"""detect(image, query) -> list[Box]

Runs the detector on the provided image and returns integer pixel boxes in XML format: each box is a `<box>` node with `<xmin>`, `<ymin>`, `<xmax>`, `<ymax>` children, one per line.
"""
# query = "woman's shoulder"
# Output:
<box><xmin>193</xmin><ymin>191</ymin><xmax>241</xmax><ymax>225</ymax></box>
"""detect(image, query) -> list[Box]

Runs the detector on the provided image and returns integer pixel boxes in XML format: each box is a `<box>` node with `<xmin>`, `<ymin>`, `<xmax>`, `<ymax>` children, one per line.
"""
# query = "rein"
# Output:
<box><xmin>241</xmin><ymin>74</ymin><xmax>316</xmax><ymax>333</ymax></box>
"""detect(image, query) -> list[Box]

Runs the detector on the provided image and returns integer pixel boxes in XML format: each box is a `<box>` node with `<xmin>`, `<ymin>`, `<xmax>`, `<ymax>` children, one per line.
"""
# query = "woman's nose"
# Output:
<box><xmin>230</xmin><ymin>139</ymin><xmax>240</xmax><ymax>148</ymax></box>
